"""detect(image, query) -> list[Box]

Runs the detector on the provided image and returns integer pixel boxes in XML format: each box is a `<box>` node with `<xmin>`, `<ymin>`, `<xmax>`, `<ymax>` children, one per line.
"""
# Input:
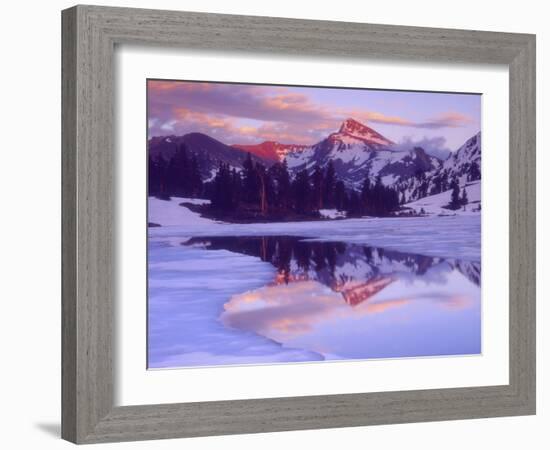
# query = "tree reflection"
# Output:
<box><xmin>183</xmin><ymin>235</ymin><xmax>481</xmax><ymax>305</ymax></box>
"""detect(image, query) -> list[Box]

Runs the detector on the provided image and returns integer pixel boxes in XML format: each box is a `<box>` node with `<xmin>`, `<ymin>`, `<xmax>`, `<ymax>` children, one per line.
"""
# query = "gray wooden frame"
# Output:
<box><xmin>61</xmin><ymin>4</ymin><xmax>536</xmax><ymax>444</ymax></box>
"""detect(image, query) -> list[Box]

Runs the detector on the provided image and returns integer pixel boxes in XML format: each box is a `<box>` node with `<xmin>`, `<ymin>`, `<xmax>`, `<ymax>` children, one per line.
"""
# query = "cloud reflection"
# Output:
<box><xmin>184</xmin><ymin>236</ymin><xmax>481</xmax><ymax>360</ymax></box>
<box><xmin>221</xmin><ymin>272</ymin><xmax>479</xmax><ymax>358</ymax></box>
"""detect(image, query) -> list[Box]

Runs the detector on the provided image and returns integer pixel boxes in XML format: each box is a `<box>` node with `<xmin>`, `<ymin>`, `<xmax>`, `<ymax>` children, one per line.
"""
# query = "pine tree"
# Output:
<box><xmin>242</xmin><ymin>152</ymin><xmax>259</xmax><ymax>203</ymax></box>
<box><xmin>361</xmin><ymin>176</ymin><xmax>371</xmax><ymax>209</ymax></box>
<box><xmin>255</xmin><ymin>162</ymin><xmax>268</xmax><ymax>215</ymax></box>
<box><xmin>148</xmin><ymin>155</ymin><xmax>159</xmax><ymax>195</ymax></box>
<box><xmin>312</xmin><ymin>166</ymin><xmax>324</xmax><ymax>210</ymax></box>
<box><xmin>323</xmin><ymin>161</ymin><xmax>336</xmax><ymax>208</ymax></box>
<box><xmin>211</xmin><ymin>163</ymin><xmax>235</xmax><ymax>211</ymax></box>
<box><xmin>430</xmin><ymin>174</ymin><xmax>442</xmax><ymax>195</ymax></box>
<box><xmin>334</xmin><ymin>180</ymin><xmax>347</xmax><ymax>211</ymax></box>
<box><xmin>449</xmin><ymin>178</ymin><xmax>461</xmax><ymax>210</ymax></box>
<box><xmin>441</xmin><ymin>170</ymin><xmax>449</xmax><ymax>192</ymax></box>
<box><xmin>172</xmin><ymin>143</ymin><xmax>191</xmax><ymax>195</ymax></box>
<box><xmin>155</xmin><ymin>154</ymin><xmax>168</xmax><ymax>198</ymax></box>
<box><xmin>292</xmin><ymin>169</ymin><xmax>311</xmax><ymax>213</ymax></box>
<box><xmin>269</xmin><ymin>160</ymin><xmax>291</xmax><ymax>210</ymax></box>
<box><xmin>165</xmin><ymin>143</ymin><xmax>204</xmax><ymax>197</ymax></box>
<box><xmin>264</xmin><ymin>166</ymin><xmax>277</xmax><ymax>210</ymax></box>
<box><xmin>346</xmin><ymin>190</ymin><xmax>362</xmax><ymax>217</ymax></box>
<box><xmin>191</xmin><ymin>154</ymin><xmax>201</xmax><ymax>194</ymax></box>
<box><xmin>230</xmin><ymin>168</ymin><xmax>242</xmax><ymax>207</ymax></box>
<box><xmin>278</xmin><ymin>160</ymin><xmax>291</xmax><ymax>210</ymax></box>
<box><xmin>468</xmin><ymin>161</ymin><xmax>481</xmax><ymax>181</ymax></box>
<box><xmin>371</xmin><ymin>175</ymin><xmax>384</xmax><ymax>214</ymax></box>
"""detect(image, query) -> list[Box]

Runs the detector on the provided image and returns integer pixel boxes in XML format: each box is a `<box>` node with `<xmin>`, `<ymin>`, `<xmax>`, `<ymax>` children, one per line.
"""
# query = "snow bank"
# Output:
<box><xmin>148</xmin><ymin>196</ymin><xmax>212</xmax><ymax>227</ymax></box>
<box><xmin>148</xmin><ymin>192</ymin><xmax>481</xmax><ymax>261</ymax></box>
<box><xmin>148</xmin><ymin>241</ymin><xmax>323</xmax><ymax>368</ymax></box>
<box><xmin>319</xmin><ymin>208</ymin><xmax>346</xmax><ymax>219</ymax></box>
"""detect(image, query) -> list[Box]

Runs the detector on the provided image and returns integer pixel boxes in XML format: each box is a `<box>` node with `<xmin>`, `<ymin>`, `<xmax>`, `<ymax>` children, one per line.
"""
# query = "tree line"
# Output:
<box><xmin>149</xmin><ymin>143</ymin><xmax>404</xmax><ymax>219</ymax></box>
<box><xmin>210</xmin><ymin>153</ymin><xmax>401</xmax><ymax>218</ymax></box>
<box><xmin>148</xmin><ymin>145</ymin><xmax>203</xmax><ymax>199</ymax></box>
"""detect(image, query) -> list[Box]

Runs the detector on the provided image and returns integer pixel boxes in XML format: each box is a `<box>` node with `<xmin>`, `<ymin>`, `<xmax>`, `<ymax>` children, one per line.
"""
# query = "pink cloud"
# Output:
<box><xmin>415</xmin><ymin>111</ymin><xmax>474</xmax><ymax>129</ymax></box>
<box><xmin>147</xmin><ymin>79</ymin><xmax>475</xmax><ymax>145</ymax></box>
<box><xmin>345</xmin><ymin>110</ymin><xmax>413</xmax><ymax>127</ymax></box>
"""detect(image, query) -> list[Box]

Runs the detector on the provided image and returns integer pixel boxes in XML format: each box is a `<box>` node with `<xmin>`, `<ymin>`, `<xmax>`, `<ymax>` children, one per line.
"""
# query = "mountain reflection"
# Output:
<box><xmin>181</xmin><ymin>236</ymin><xmax>481</xmax><ymax>359</ymax></box>
<box><xmin>183</xmin><ymin>236</ymin><xmax>480</xmax><ymax>306</ymax></box>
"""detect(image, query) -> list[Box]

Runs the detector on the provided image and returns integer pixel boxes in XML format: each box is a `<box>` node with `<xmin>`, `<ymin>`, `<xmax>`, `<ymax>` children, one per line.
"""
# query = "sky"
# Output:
<box><xmin>147</xmin><ymin>79</ymin><xmax>481</xmax><ymax>153</ymax></box>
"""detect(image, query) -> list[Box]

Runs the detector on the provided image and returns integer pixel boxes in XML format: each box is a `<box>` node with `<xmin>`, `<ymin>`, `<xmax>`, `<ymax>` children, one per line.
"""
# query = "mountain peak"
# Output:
<box><xmin>335</xmin><ymin>118</ymin><xmax>394</xmax><ymax>146</ymax></box>
<box><xmin>339</xmin><ymin>118</ymin><xmax>369</xmax><ymax>134</ymax></box>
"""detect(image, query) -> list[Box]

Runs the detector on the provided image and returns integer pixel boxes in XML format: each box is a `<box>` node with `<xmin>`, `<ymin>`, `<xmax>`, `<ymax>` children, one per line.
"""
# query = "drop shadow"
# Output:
<box><xmin>35</xmin><ymin>422</ymin><xmax>61</xmax><ymax>438</ymax></box>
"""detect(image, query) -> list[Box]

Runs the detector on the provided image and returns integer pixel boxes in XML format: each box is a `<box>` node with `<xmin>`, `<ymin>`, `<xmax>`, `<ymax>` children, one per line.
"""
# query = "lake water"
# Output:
<box><xmin>147</xmin><ymin>233</ymin><xmax>481</xmax><ymax>368</ymax></box>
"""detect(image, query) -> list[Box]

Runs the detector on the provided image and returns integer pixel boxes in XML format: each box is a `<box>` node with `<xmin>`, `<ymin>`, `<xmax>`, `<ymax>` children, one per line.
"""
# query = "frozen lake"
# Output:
<box><xmin>147</xmin><ymin>212</ymin><xmax>481</xmax><ymax>369</ymax></box>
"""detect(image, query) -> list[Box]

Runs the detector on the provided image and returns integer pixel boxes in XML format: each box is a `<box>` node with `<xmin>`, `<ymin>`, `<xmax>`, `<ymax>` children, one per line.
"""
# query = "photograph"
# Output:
<box><xmin>1</xmin><ymin>0</ymin><xmax>541</xmax><ymax>446</ymax></box>
<box><xmin>146</xmin><ymin>79</ymin><xmax>482</xmax><ymax>369</ymax></box>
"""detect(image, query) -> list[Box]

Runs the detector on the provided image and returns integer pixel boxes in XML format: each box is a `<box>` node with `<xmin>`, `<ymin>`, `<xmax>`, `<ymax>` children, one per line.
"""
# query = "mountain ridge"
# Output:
<box><xmin>148</xmin><ymin>119</ymin><xmax>480</xmax><ymax>201</ymax></box>
<box><xmin>148</xmin><ymin>132</ymin><xmax>267</xmax><ymax>180</ymax></box>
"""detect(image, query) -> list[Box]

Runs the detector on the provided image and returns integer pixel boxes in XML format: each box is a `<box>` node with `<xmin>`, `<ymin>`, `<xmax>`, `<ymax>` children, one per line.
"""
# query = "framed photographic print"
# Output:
<box><xmin>62</xmin><ymin>5</ymin><xmax>536</xmax><ymax>444</ymax></box>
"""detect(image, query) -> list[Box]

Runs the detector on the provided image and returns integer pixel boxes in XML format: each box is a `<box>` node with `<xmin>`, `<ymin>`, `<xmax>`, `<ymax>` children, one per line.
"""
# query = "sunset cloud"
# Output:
<box><xmin>148</xmin><ymin>80</ymin><xmax>328</xmax><ymax>125</ymax></box>
<box><xmin>147</xmin><ymin>79</ymin><xmax>479</xmax><ymax>149</ymax></box>
<box><xmin>347</xmin><ymin>110</ymin><xmax>413</xmax><ymax>127</ymax></box>
<box><xmin>347</xmin><ymin>110</ymin><xmax>473</xmax><ymax>129</ymax></box>
<box><xmin>415</xmin><ymin>112</ymin><xmax>474</xmax><ymax>129</ymax></box>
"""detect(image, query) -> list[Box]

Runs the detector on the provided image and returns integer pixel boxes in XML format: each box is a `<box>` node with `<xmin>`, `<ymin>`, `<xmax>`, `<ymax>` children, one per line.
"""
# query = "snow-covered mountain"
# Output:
<box><xmin>285</xmin><ymin>118</ymin><xmax>441</xmax><ymax>187</ymax></box>
<box><xmin>404</xmin><ymin>180</ymin><xmax>481</xmax><ymax>216</ymax></box>
<box><xmin>148</xmin><ymin>119</ymin><xmax>439</xmax><ymax>186</ymax></box>
<box><xmin>231</xmin><ymin>141</ymin><xmax>307</xmax><ymax>162</ymax></box>
<box><xmin>395</xmin><ymin>132</ymin><xmax>481</xmax><ymax>203</ymax></box>
<box><xmin>441</xmin><ymin>132</ymin><xmax>481</xmax><ymax>180</ymax></box>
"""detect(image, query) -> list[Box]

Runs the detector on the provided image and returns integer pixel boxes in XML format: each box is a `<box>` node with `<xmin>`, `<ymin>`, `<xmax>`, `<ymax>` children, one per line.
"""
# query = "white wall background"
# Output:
<box><xmin>0</xmin><ymin>0</ymin><xmax>546</xmax><ymax>448</ymax></box>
